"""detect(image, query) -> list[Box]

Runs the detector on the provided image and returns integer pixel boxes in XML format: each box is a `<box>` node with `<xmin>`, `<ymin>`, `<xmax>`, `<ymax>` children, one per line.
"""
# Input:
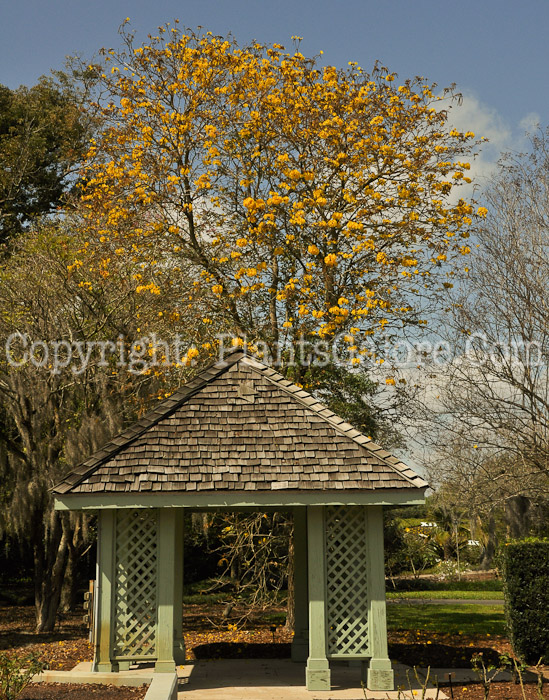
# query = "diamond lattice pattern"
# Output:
<box><xmin>113</xmin><ymin>509</ymin><xmax>158</xmax><ymax>660</ymax></box>
<box><xmin>325</xmin><ymin>505</ymin><xmax>370</xmax><ymax>657</ymax></box>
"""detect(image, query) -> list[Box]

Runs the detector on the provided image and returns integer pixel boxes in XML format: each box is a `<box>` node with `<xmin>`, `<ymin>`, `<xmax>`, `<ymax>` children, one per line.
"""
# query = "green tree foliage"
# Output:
<box><xmin>0</xmin><ymin>78</ymin><xmax>89</xmax><ymax>243</ymax></box>
<box><xmin>301</xmin><ymin>361</ymin><xmax>403</xmax><ymax>446</ymax></box>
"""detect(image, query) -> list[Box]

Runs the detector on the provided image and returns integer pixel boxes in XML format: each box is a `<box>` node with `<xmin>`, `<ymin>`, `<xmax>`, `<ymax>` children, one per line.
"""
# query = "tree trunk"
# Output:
<box><xmin>479</xmin><ymin>515</ymin><xmax>497</xmax><ymax>570</ymax></box>
<box><xmin>34</xmin><ymin>512</ymin><xmax>69</xmax><ymax>632</ymax></box>
<box><xmin>60</xmin><ymin>513</ymin><xmax>90</xmax><ymax>612</ymax></box>
<box><xmin>60</xmin><ymin>545</ymin><xmax>77</xmax><ymax>613</ymax></box>
<box><xmin>505</xmin><ymin>496</ymin><xmax>530</xmax><ymax>539</ymax></box>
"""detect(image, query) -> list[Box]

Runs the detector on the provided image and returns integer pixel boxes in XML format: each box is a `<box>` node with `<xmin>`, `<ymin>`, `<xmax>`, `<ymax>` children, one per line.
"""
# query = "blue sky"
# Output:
<box><xmin>2</xmin><ymin>0</ymin><xmax>547</xmax><ymax>152</ymax></box>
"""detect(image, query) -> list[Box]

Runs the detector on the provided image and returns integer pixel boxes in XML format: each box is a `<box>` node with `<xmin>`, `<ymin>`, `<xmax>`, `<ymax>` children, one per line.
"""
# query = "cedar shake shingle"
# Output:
<box><xmin>53</xmin><ymin>350</ymin><xmax>427</xmax><ymax>495</ymax></box>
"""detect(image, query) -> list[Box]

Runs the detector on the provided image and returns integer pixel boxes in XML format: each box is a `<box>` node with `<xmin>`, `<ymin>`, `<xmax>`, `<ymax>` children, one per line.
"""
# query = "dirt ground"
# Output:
<box><xmin>1</xmin><ymin>602</ymin><xmax>547</xmax><ymax>700</ymax></box>
<box><xmin>438</xmin><ymin>682</ymin><xmax>543</xmax><ymax>700</ymax></box>
<box><xmin>18</xmin><ymin>683</ymin><xmax>147</xmax><ymax>700</ymax></box>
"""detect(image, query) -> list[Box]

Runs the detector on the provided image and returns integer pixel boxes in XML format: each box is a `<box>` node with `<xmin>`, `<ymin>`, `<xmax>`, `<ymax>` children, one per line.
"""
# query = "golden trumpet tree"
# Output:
<box><xmin>80</xmin><ymin>23</ymin><xmax>481</xmax><ymax>365</ymax></box>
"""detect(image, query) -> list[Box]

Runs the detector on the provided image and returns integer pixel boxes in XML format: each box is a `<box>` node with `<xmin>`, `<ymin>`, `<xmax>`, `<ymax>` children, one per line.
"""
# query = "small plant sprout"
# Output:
<box><xmin>471</xmin><ymin>652</ymin><xmax>509</xmax><ymax>700</ymax></box>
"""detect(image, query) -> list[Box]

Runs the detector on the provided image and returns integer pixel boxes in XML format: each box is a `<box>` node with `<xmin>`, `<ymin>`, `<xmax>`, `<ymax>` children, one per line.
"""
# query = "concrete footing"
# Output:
<box><xmin>32</xmin><ymin>662</ymin><xmax>178</xmax><ymax>700</ymax></box>
<box><xmin>31</xmin><ymin>659</ymin><xmax>465</xmax><ymax>699</ymax></box>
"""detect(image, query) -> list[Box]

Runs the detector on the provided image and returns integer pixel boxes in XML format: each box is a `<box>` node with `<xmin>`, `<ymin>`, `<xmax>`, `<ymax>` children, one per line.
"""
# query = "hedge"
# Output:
<box><xmin>501</xmin><ymin>538</ymin><xmax>549</xmax><ymax>663</ymax></box>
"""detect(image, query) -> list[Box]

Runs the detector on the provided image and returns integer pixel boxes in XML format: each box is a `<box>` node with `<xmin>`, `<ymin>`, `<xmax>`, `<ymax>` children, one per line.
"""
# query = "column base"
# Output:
<box><xmin>155</xmin><ymin>660</ymin><xmax>177</xmax><ymax>673</ymax></box>
<box><xmin>173</xmin><ymin>638</ymin><xmax>186</xmax><ymax>665</ymax></box>
<box><xmin>96</xmin><ymin>661</ymin><xmax>118</xmax><ymax>672</ymax></box>
<box><xmin>306</xmin><ymin>659</ymin><xmax>331</xmax><ymax>691</ymax></box>
<box><xmin>367</xmin><ymin>659</ymin><xmax>394</xmax><ymax>691</ymax></box>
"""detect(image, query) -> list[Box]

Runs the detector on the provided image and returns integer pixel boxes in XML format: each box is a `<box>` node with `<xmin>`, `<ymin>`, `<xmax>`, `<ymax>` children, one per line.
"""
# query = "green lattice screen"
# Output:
<box><xmin>325</xmin><ymin>505</ymin><xmax>370</xmax><ymax>658</ymax></box>
<box><xmin>112</xmin><ymin>509</ymin><xmax>158</xmax><ymax>661</ymax></box>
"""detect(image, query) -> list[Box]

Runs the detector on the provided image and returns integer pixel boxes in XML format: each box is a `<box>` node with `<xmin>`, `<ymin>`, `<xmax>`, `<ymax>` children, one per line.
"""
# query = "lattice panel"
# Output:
<box><xmin>325</xmin><ymin>505</ymin><xmax>370</xmax><ymax>657</ymax></box>
<box><xmin>112</xmin><ymin>509</ymin><xmax>158</xmax><ymax>660</ymax></box>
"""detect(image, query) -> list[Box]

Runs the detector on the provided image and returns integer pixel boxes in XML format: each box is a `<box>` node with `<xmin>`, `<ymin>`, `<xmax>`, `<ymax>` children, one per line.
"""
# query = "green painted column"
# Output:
<box><xmin>306</xmin><ymin>506</ymin><xmax>331</xmax><ymax>691</ymax></box>
<box><xmin>291</xmin><ymin>506</ymin><xmax>309</xmax><ymax>662</ymax></box>
<box><xmin>155</xmin><ymin>509</ymin><xmax>177</xmax><ymax>673</ymax></box>
<box><xmin>173</xmin><ymin>509</ymin><xmax>185</xmax><ymax>665</ymax></box>
<box><xmin>95</xmin><ymin>510</ymin><xmax>117</xmax><ymax>672</ymax></box>
<box><xmin>365</xmin><ymin>506</ymin><xmax>394</xmax><ymax>691</ymax></box>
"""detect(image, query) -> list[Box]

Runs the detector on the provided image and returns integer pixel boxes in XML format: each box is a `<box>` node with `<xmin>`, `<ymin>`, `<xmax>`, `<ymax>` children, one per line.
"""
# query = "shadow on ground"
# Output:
<box><xmin>389</xmin><ymin>642</ymin><xmax>500</xmax><ymax>668</ymax></box>
<box><xmin>192</xmin><ymin>640</ymin><xmax>499</xmax><ymax>669</ymax></box>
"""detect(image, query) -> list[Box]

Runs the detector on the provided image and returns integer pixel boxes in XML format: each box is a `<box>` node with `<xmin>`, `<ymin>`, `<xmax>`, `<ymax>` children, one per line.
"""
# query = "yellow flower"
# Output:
<box><xmin>308</xmin><ymin>244</ymin><xmax>320</xmax><ymax>255</ymax></box>
<box><xmin>211</xmin><ymin>284</ymin><xmax>223</xmax><ymax>294</ymax></box>
<box><xmin>324</xmin><ymin>253</ymin><xmax>337</xmax><ymax>267</ymax></box>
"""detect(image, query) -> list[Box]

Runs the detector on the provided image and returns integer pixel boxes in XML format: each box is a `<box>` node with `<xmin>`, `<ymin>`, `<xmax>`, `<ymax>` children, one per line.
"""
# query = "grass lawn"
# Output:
<box><xmin>387</xmin><ymin>589</ymin><xmax>504</xmax><ymax>600</ymax></box>
<box><xmin>387</xmin><ymin>603</ymin><xmax>506</xmax><ymax>637</ymax></box>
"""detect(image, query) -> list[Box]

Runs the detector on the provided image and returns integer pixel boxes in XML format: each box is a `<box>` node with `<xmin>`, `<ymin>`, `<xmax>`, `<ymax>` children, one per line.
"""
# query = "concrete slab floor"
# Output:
<box><xmin>176</xmin><ymin>659</ymin><xmax>448</xmax><ymax>700</ymax></box>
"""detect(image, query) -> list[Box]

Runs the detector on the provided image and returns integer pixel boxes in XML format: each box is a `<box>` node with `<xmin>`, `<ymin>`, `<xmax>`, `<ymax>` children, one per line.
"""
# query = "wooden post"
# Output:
<box><xmin>306</xmin><ymin>506</ymin><xmax>331</xmax><ymax>691</ymax></box>
<box><xmin>365</xmin><ymin>506</ymin><xmax>394</xmax><ymax>691</ymax></box>
<box><xmin>173</xmin><ymin>509</ymin><xmax>185</xmax><ymax>664</ymax></box>
<box><xmin>155</xmin><ymin>509</ymin><xmax>177</xmax><ymax>672</ymax></box>
<box><xmin>95</xmin><ymin>510</ymin><xmax>117</xmax><ymax>672</ymax></box>
<box><xmin>291</xmin><ymin>506</ymin><xmax>309</xmax><ymax>662</ymax></box>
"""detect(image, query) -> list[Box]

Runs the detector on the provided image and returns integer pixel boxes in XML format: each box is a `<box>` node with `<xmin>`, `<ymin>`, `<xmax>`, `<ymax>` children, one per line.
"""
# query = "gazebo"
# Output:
<box><xmin>53</xmin><ymin>349</ymin><xmax>427</xmax><ymax>692</ymax></box>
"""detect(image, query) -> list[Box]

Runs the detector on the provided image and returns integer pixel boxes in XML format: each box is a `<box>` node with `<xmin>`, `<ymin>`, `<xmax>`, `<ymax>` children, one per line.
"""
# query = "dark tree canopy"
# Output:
<box><xmin>0</xmin><ymin>78</ymin><xmax>89</xmax><ymax>243</ymax></box>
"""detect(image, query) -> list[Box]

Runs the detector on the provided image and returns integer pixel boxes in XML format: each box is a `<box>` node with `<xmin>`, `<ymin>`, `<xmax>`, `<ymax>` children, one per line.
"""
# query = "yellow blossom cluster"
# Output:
<box><xmin>79</xmin><ymin>23</ymin><xmax>481</xmax><ymax>359</ymax></box>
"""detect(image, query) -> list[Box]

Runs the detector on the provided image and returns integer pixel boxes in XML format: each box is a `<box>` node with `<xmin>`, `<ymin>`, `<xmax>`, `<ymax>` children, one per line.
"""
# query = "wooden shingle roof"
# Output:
<box><xmin>53</xmin><ymin>350</ymin><xmax>427</xmax><ymax>497</ymax></box>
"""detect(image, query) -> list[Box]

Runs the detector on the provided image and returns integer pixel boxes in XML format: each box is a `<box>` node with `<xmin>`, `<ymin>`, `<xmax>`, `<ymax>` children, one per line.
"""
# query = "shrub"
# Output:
<box><xmin>0</xmin><ymin>652</ymin><xmax>46</xmax><ymax>700</ymax></box>
<box><xmin>501</xmin><ymin>538</ymin><xmax>549</xmax><ymax>663</ymax></box>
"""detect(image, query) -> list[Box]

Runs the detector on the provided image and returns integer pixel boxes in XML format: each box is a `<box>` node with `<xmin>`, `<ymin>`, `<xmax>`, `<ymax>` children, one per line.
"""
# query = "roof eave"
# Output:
<box><xmin>54</xmin><ymin>486</ymin><xmax>427</xmax><ymax>511</ymax></box>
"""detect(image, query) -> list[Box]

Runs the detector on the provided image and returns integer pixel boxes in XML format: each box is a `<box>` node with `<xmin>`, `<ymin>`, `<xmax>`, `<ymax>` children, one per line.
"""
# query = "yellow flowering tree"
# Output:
<box><xmin>80</xmin><ymin>23</ymin><xmax>480</xmax><ymax>366</ymax></box>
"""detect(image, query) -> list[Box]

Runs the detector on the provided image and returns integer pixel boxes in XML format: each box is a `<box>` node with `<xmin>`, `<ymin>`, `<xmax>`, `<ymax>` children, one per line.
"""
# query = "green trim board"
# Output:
<box><xmin>365</xmin><ymin>505</ymin><xmax>394</xmax><ymax>691</ymax></box>
<box><xmin>306</xmin><ymin>506</ymin><xmax>331</xmax><ymax>691</ymax></box>
<box><xmin>95</xmin><ymin>511</ymin><xmax>116</xmax><ymax>672</ymax></box>
<box><xmin>291</xmin><ymin>506</ymin><xmax>309</xmax><ymax>663</ymax></box>
<box><xmin>54</xmin><ymin>488</ymin><xmax>425</xmax><ymax>511</ymax></box>
<box><xmin>155</xmin><ymin>510</ymin><xmax>177</xmax><ymax>673</ymax></box>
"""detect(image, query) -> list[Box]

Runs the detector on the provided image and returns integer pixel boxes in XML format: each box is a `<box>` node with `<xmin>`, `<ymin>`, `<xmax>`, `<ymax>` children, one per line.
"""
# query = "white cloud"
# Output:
<box><xmin>440</xmin><ymin>92</ymin><xmax>542</xmax><ymax>197</ymax></box>
<box><xmin>444</xmin><ymin>92</ymin><xmax>512</xmax><ymax>188</ymax></box>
